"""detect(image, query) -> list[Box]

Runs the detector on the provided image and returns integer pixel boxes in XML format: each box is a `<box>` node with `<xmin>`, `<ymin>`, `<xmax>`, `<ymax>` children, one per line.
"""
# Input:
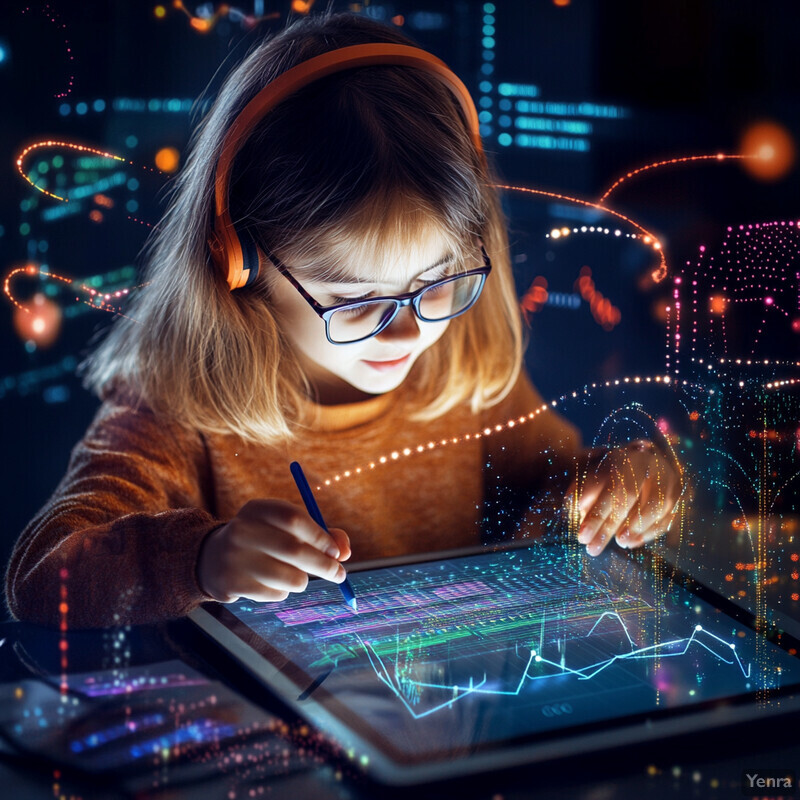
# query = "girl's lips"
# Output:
<box><xmin>361</xmin><ymin>354</ymin><xmax>411</xmax><ymax>372</ymax></box>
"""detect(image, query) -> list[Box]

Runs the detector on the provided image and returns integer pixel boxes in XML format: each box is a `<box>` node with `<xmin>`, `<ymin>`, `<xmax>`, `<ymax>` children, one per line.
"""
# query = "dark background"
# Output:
<box><xmin>1</xmin><ymin>0</ymin><xmax>798</xmax><ymax>619</ymax></box>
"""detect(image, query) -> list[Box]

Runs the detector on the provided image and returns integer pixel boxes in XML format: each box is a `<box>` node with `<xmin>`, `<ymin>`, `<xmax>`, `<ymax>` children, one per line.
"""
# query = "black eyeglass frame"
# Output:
<box><xmin>264</xmin><ymin>243</ymin><xmax>493</xmax><ymax>345</ymax></box>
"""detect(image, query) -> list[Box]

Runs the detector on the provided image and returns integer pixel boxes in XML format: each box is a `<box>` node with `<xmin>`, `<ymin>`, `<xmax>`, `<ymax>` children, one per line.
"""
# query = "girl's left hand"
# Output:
<box><xmin>568</xmin><ymin>440</ymin><xmax>682</xmax><ymax>556</ymax></box>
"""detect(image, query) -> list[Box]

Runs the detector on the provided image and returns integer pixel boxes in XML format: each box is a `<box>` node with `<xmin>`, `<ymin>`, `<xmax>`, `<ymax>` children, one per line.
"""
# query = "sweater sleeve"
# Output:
<box><xmin>5</xmin><ymin>389</ymin><xmax>224</xmax><ymax>629</ymax></box>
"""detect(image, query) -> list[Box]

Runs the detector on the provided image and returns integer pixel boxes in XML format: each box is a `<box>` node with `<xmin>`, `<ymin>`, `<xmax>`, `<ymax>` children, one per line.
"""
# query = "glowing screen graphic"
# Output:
<box><xmin>225</xmin><ymin>543</ymin><xmax>800</xmax><ymax>758</ymax></box>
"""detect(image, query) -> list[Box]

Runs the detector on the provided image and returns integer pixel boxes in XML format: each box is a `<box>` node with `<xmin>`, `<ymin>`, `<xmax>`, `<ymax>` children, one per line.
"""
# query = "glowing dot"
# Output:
<box><xmin>550</xmin><ymin>229</ymin><xmax>561</xmax><ymax>239</ymax></box>
<box><xmin>709</xmin><ymin>294</ymin><xmax>727</xmax><ymax>315</ymax></box>
<box><xmin>764</xmin><ymin>296</ymin><xmax>774</xmax><ymax>305</ymax></box>
<box><xmin>740</xmin><ymin>120</ymin><xmax>795</xmax><ymax>180</ymax></box>
<box><xmin>155</xmin><ymin>146</ymin><xmax>180</xmax><ymax>173</ymax></box>
<box><xmin>154</xmin><ymin>5</ymin><xmax>166</xmax><ymax>17</ymax></box>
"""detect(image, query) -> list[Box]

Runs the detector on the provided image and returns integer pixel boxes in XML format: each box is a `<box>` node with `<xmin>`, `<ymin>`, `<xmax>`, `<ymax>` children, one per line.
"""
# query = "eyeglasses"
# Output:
<box><xmin>264</xmin><ymin>243</ymin><xmax>492</xmax><ymax>344</ymax></box>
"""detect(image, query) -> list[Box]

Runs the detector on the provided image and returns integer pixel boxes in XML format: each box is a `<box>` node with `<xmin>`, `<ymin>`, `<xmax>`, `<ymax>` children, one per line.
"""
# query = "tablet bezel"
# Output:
<box><xmin>189</xmin><ymin>541</ymin><xmax>800</xmax><ymax>785</ymax></box>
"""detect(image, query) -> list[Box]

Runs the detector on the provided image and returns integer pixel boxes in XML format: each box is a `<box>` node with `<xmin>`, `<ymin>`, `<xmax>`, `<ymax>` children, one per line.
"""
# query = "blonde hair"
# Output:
<box><xmin>78</xmin><ymin>11</ymin><xmax>523</xmax><ymax>443</ymax></box>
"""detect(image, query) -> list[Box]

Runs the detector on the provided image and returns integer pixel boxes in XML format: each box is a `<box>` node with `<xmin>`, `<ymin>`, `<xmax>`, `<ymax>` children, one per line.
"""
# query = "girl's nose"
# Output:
<box><xmin>374</xmin><ymin>305</ymin><xmax>421</xmax><ymax>345</ymax></box>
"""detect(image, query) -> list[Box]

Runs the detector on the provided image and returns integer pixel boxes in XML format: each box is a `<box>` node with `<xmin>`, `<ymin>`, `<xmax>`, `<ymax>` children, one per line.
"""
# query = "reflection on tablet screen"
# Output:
<box><xmin>224</xmin><ymin>543</ymin><xmax>800</xmax><ymax>760</ymax></box>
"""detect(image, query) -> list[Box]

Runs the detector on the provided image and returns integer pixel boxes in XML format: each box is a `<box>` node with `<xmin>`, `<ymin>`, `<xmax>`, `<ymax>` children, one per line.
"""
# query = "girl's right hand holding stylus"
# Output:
<box><xmin>197</xmin><ymin>499</ymin><xmax>351</xmax><ymax>603</ymax></box>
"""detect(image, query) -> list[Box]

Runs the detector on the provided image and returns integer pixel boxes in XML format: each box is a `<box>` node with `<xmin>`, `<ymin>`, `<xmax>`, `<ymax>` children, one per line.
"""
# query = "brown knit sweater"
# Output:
<box><xmin>5</xmin><ymin>372</ymin><xmax>580</xmax><ymax>628</ymax></box>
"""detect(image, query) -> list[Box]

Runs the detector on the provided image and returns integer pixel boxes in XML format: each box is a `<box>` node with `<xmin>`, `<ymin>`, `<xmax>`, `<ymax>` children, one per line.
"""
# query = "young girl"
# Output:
<box><xmin>6</xmin><ymin>12</ymin><xmax>681</xmax><ymax>628</ymax></box>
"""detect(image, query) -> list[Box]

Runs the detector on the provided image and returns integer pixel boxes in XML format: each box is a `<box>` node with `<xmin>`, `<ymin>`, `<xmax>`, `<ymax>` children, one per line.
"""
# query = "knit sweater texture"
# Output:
<box><xmin>6</xmin><ymin>372</ymin><xmax>580</xmax><ymax>628</ymax></box>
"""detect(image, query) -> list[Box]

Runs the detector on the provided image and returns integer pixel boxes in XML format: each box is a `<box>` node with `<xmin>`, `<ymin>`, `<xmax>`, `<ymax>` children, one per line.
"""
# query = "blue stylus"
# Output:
<box><xmin>290</xmin><ymin>461</ymin><xmax>358</xmax><ymax>612</ymax></box>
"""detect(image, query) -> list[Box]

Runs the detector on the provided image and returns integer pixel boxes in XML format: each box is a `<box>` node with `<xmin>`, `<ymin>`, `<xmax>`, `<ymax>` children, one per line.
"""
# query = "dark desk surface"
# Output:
<box><xmin>2</xmin><ymin>596</ymin><xmax>800</xmax><ymax>799</ymax></box>
<box><xmin>2</xmin><ymin>529</ymin><xmax>800</xmax><ymax>799</ymax></box>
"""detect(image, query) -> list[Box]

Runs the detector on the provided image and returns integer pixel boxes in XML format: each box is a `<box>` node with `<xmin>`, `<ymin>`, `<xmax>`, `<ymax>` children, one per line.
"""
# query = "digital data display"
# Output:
<box><xmin>220</xmin><ymin>542</ymin><xmax>800</xmax><ymax>761</ymax></box>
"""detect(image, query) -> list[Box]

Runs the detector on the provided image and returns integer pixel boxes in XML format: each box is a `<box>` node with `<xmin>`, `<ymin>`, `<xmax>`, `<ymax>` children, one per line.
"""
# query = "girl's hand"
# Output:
<box><xmin>197</xmin><ymin>499</ymin><xmax>351</xmax><ymax>603</ymax></box>
<box><xmin>568</xmin><ymin>441</ymin><xmax>682</xmax><ymax>556</ymax></box>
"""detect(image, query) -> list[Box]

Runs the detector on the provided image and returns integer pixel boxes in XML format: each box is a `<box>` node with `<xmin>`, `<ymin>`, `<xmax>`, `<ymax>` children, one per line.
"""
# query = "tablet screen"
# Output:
<box><xmin>200</xmin><ymin>543</ymin><xmax>800</xmax><ymax>771</ymax></box>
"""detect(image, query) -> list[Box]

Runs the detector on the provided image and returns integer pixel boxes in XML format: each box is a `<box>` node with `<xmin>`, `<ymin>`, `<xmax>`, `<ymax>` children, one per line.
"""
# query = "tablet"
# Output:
<box><xmin>190</xmin><ymin>540</ymin><xmax>800</xmax><ymax>785</ymax></box>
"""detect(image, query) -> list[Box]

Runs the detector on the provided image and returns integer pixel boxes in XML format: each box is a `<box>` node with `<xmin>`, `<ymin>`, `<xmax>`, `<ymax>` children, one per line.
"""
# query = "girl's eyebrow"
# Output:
<box><xmin>309</xmin><ymin>252</ymin><xmax>456</xmax><ymax>287</ymax></box>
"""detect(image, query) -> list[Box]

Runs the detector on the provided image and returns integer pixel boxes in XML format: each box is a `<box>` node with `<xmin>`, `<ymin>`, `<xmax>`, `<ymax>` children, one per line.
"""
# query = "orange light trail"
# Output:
<box><xmin>598</xmin><ymin>153</ymin><xmax>760</xmax><ymax>203</ymax></box>
<box><xmin>4</xmin><ymin>263</ymin><xmax>145</xmax><ymax>323</ymax></box>
<box><xmin>492</xmin><ymin>183</ymin><xmax>667</xmax><ymax>282</ymax></box>
<box><xmin>16</xmin><ymin>140</ymin><xmax>162</xmax><ymax>202</ymax></box>
<box><xmin>316</xmin><ymin>375</ymin><xmax>678</xmax><ymax>490</ymax></box>
<box><xmin>127</xmin><ymin>215</ymin><xmax>155</xmax><ymax>228</ymax></box>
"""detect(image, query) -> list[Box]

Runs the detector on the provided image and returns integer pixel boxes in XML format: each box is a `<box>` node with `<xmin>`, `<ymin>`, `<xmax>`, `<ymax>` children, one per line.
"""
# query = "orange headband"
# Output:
<box><xmin>209</xmin><ymin>43</ymin><xmax>484</xmax><ymax>291</ymax></box>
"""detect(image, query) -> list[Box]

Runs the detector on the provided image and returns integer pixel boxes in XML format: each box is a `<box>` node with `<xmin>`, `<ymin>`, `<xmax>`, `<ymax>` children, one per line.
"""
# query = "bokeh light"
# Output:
<box><xmin>12</xmin><ymin>292</ymin><xmax>62</xmax><ymax>348</ymax></box>
<box><xmin>154</xmin><ymin>146</ymin><xmax>180</xmax><ymax>173</ymax></box>
<box><xmin>740</xmin><ymin>121</ymin><xmax>796</xmax><ymax>181</ymax></box>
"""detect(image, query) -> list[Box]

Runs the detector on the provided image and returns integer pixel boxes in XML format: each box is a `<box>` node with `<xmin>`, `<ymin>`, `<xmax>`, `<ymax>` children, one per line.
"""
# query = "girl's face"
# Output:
<box><xmin>269</xmin><ymin>230</ymin><xmax>456</xmax><ymax>404</ymax></box>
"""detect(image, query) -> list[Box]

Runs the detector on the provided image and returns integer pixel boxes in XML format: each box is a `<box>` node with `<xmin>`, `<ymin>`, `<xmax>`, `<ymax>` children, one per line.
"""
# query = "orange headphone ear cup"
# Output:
<box><xmin>211</xmin><ymin>225</ymin><xmax>265</xmax><ymax>290</ymax></box>
<box><xmin>237</xmin><ymin>229</ymin><xmax>265</xmax><ymax>288</ymax></box>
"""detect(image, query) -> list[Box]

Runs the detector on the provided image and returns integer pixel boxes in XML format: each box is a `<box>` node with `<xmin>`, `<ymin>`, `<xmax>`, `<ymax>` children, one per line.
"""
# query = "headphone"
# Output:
<box><xmin>208</xmin><ymin>43</ymin><xmax>485</xmax><ymax>291</ymax></box>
